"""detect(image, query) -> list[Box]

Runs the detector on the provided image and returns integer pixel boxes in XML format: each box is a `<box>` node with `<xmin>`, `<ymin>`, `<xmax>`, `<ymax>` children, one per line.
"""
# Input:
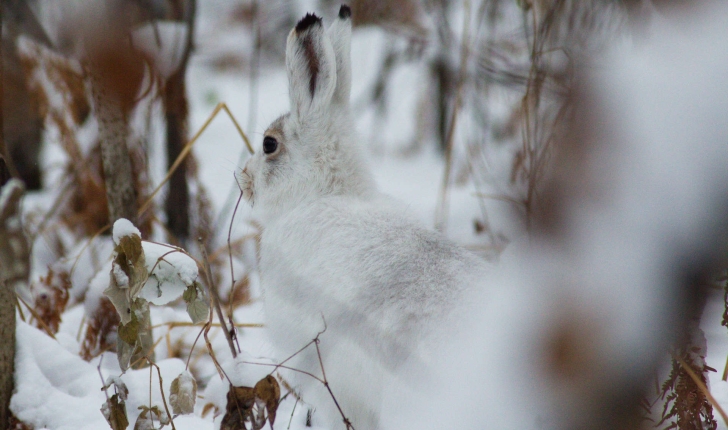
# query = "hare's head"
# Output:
<box><xmin>240</xmin><ymin>6</ymin><xmax>374</xmax><ymax>218</ymax></box>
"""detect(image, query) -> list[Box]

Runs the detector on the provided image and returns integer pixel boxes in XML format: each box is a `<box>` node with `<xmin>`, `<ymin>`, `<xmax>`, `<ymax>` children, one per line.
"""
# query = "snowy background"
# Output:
<box><xmin>7</xmin><ymin>1</ymin><xmax>728</xmax><ymax>429</ymax></box>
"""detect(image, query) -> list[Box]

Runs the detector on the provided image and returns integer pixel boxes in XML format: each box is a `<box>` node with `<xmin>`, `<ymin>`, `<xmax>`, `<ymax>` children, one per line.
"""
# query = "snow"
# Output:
<box><xmin>11</xmin><ymin>321</ymin><xmax>107</xmax><ymax>430</ymax></box>
<box><xmin>11</xmin><ymin>320</ymin><xmax>215</xmax><ymax>430</ymax></box>
<box><xmin>85</xmin><ymin>264</ymin><xmax>111</xmax><ymax>317</ymax></box>
<box><xmin>139</xmin><ymin>241</ymin><xmax>199</xmax><ymax>306</ymax></box>
<box><xmin>112</xmin><ymin>218</ymin><xmax>141</xmax><ymax>245</ymax></box>
<box><xmin>111</xmin><ymin>263</ymin><xmax>129</xmax><ymax>288</ymax></box>
<box><xmin>132</xmin><ymin>22</ymin><xmax>190</xmax><ymax>80</ymax></box>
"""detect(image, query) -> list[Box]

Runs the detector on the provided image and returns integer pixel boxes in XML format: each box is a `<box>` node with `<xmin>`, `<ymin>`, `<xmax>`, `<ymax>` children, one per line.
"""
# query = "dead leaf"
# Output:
<box><xmin>201</xmin><ymin>403</ymin><xmax>218</xmax><ymax>418</ymax></box>
<box><xmin>101</xmin><ymin>393</ymin><xmax>129</xmax><ymax>430</ymax></box>
<box><xmin>183</xmin><ymin>283</ymin><xmax>209</xmax><ymax>324</ymax></box>
<box><xmin>169</xmin><ymin>371</ymin><xmax>197</xmax><ymax>415</ymax></box>
<box><xmin>114</xmin><ymin>234</ymin><xmax>148</xmax><ymax>299</ymax></box>
<box><xmin>117</xmin><ymin>336</ymin><xmax>137</xmax><ymax>372</ymax></box>
<box><xmin>105</xmin><ymin>233</ymin><xmax>149</xmax><ymax>325</ymax></box>
<box><xmin>104</xmin><ymin>282</ymin><xmax>133</xmax><ymax>325</ymax></box>
<box><xmin>102</xmin><ymin>376</ymin><xmax>129</xmax><ymax>402</ymax></box>
<box><xmin>254</xmin><ymin>375</ymin><xmax>281</xmax><ymax>427</ymax></box>
<box><xmin>117</xmin><ymin>311</ymin><xmax>140</xmax><ymax>345</ymax></box>
<box><xmin>134</xmin><ymin>405</ymin><xmax>168</xmax><ymax>430</ymax></box>
<box><xmin>220</xmin><ymin>385</ymin><xmax>255</xmax><ymax>430</ymax></box>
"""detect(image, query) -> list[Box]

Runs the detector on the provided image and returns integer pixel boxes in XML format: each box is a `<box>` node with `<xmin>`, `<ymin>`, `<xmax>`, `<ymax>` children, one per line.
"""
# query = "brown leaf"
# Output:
<box><xmin>101</xmin><ymin>393</ymin><xmax>129</xmax><ymax>430</ymax></box>
<box><xmin>254</xmin><ymin>375</ymin><xmax>281</xmax><ymax>427</ymax></box>
<box><xmin>135</xmin><ymin>405</ymin><xmax>168</xmax><ymax>429</ymax></box>
<box><xmin>114</xmin><ymin>234</ymin><xmax>148</xmax><ymax>299</ymax></box>
<box><xmin>220</xmin><ymin>385</ymin><xmax>255</xmax><ymax>430</ymax></box>
<box><xmin>106</xmin><ymin>232</ymin><xmax>149</xmax><ymax>325</ymax></box>
<box><xmin>33</xmin><ymin>267</ymin><xmax>72</xmax><ymax>334</ymax></box>
<box><xmin>201</xmin><ymin>403</ymin><xmax>218</xmax><ymax>418</ymax></box>
<box><xmin>80</xmin><ymin>296</ymin><xmax>119</xmax><ymax>360</ymax></box>
<box><xmin>117</xmin><ymin>312</ymin><xmax>140</xmax><ymax>345</ymax></box>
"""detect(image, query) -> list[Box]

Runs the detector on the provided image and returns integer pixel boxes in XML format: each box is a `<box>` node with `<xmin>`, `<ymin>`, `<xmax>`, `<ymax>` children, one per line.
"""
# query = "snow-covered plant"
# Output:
<box><xmin>104</xmin><ymin>218</ymin><xmax>208</xmax><ymax>370</ymax></box>
<box><xmin>169</xmin><ymin>370</ymin><xmax>197</xmax><ymax>415</ymax></box>
<box><xmin>101</xmin><ymin>376</ymin><xmax>130</xmax><ymax>430</ymax></box>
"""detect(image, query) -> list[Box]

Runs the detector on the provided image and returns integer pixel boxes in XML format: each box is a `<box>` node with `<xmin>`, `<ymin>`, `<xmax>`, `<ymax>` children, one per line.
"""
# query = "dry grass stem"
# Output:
<box><xmin>139</xmin><ymin>102</ymin><xmax>252</xmax><ymax>218</ymax></box>
<box><xmin>198</xmin><ymin>237</ymin><xmax>237</xmax><ymax>358</ymax></box>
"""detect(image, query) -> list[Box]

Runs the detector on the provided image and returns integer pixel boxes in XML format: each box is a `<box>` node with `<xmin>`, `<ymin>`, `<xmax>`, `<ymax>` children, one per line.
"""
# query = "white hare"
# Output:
<box><xmin>240</xmin><ymin>6</ymin><xmax>489</xmax><ymax>429</ymax></box>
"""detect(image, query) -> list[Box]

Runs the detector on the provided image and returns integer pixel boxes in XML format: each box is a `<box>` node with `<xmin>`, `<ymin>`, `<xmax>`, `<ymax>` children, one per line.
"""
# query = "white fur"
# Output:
<box><xmin>240</xmin><ymin>8</ymin><xmax>489</xmax><ymax>430</ymax></box>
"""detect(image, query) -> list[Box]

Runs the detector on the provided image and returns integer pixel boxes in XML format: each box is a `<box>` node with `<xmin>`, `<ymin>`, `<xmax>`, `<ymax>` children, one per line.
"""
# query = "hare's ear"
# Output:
<box><xmin>286</xmin><ymin>13</ymin><xmax>337</xmax><ymax>119</ymax></box>
<box><xmin>328</xmin><ymin>5</ymin><xmax>352</xmax><ymax>105</ymax></box>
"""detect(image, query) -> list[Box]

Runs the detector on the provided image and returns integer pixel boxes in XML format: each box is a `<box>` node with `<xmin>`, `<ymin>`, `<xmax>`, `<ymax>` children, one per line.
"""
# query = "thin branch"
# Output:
<box><xmin>197</xmin><ymin>237</ymin><xmax>237</xmax><ymax>358</ymax></box>
<box><xmin>227</xmin><ymin>185</ymin><xmax>245</xmax><ymax>318</ymax></box>
<box><xmin>434</xmin><ymin>0</ymin><xmax>473</xmax><ymax>231</ymax></box>
<box><xmin>185</xmin><ymin>322</ymin><xmax>207</xmax><ymax>371</ymax></box>
<box><xmin>241</xmin><ymin>319</ymin><xmax>355</xmax><ymax>429</ymax></box>
<box><xmin>314</xmin><ymin>337</ymin><xmax>354</xmax><ymax>430</ymax></box>
<box><xmin>287</xmin><ymin>396</ymin><xmax>299</xmax><ymax>430</ymax></box>
<box><xmin>147</xmin><ymin>358</ymin><xmax>177</xmax><ymax>430</ymax></box>
<box><xmin>151</xmin><ymin>321</ymin><xmax>263</xmax><ymax>330</ymax></box>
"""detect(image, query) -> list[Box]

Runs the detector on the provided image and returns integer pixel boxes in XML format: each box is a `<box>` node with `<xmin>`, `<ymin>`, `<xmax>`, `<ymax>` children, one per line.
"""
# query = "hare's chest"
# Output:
<box><xmin>258</xmin><ymin>216</ymin><xmax>360</xmax><ymax>304</ymax></box>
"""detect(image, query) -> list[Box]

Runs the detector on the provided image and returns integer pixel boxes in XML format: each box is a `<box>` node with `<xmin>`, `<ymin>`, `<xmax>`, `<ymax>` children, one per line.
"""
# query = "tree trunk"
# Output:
<box><xmin>84</xmin><ymin>3</ymin><xmax>150</xmax><ymax>367</ymax></box>
<box><xmin>0</xmin><ymin>5</ymin><xmax>20</xmax><ymax>423</ymax></box>
<box><xmin>164</xmin><ymin>70</ymin><xmax>190</xmax><ymax>243</ymax></box>
<box><xmin>89</xmin><ymin>74</ymin><xmax>138</xmax><ymax>226</ymax></box>
<box><xmin>0</xmin><ymin>180</ymin><xmax>26</xmax><ymax>430</ymax></box>
<box><xmin>0</xmin><ymin>283</ymin><xmax>16</xmax><ymax>429</ymax></box>
<box><xmin>163</xmin><ymin>0</ymin><xmax>196</xmax><ymax>245</ymax></box>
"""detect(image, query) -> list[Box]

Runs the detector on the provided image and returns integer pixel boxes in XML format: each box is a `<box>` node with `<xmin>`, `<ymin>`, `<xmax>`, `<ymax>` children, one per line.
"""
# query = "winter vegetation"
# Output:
<box><xmin>1</xmin><ymin>1</ymin><xmax>728</xmax><ymax>430</ymax></box>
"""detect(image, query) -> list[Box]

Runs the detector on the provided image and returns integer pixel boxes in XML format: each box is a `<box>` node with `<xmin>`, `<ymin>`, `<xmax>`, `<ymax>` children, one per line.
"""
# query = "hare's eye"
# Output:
<box><xmin>263</xmin><ymin>136</ymin><xmax>279</xmax><ymax>154</ymax></box>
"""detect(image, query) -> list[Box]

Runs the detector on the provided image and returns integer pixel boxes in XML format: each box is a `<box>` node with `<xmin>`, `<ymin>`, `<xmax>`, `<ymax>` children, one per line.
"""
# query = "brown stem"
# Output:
<box><xmin>227</xmin><ymin>188</ymin><xmax>245</xmax><ymax>318</ymax></box>
<box><xmin>198</xmin><ymin>237</ymin><xmax>237</xmax><ymax>358</ymax></box>
<box><xmin>147</xmin><ymin>359</ymin><xmax>177</xmax><ymax>430</ymax></box>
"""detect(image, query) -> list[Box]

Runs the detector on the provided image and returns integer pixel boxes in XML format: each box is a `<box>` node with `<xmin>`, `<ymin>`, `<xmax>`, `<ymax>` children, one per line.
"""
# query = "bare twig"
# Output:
<box><xmin>314</xmin><ymin>336</ymin><xmax>354</xmax><ymax>430</ymax></box>
<box><xmin>287</xmin><ymin>396</ymin><xmax>299</xmax><ymax>430</ymax></box>
<box><xmin>240</xmin><ymin>319</ymin><xmax>355</xmax><ymax>429</ymax></box>
<box><xmin>227</xmin><ymin>186</ymin><xmax>245</xmax><ymax>318</ymax></box>
<box><xmin>197</xmin><ymin>237</ymin><xmax>237</xmax><ymax>358</ymax></box>
<box><xmin>151</xmin><ymin>321</ymin><xmax>263</xmax><ymax>330</ymax></box>
<box><xmin>146</xmin><ymin>358</ymin><xmax>177</xmax><ymax>430</ymax></box>
<box><xmin>185</xmin><ymin>322</ymin><xmax>207</xmax><ymax>371</ymax></box>
<box><xmin>434</xmin><ymin>0</ymin><xmax>473</xmax><ymax>231</ymax></box>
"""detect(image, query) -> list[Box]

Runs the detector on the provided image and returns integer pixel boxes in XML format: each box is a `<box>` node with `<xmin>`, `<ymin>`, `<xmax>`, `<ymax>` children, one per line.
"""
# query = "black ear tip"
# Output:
<box><xmin>295</xmin><ymin>13</ymin><xmax>322</xmax><ymax>33</ymax></box>
<box><xmin>338</xmin><ymin>5</ymin><xmax>352</xmax><ymax>19</ymax></box>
